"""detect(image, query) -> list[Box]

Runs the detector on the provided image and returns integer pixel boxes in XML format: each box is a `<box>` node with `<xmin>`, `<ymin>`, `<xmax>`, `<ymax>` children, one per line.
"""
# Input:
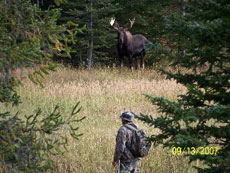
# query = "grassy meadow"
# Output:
<box><xmin>1</xmin><ymin>67</ymin><xmax>204</xmax><ymax>173</ymax></box>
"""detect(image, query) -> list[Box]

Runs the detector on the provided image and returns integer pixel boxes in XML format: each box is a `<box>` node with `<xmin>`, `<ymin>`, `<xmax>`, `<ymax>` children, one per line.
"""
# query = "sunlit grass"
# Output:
<box><xmin>1</xmin><ymin>66</ymin><xmax>202</xmax><ymax>173</ymax></box>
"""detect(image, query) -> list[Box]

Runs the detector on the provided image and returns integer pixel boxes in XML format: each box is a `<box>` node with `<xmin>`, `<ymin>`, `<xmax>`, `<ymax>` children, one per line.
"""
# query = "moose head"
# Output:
<box><xmin>110</xmin><ymin>18</ymin><xmax>135</xmax><ymax>45</ymax></box>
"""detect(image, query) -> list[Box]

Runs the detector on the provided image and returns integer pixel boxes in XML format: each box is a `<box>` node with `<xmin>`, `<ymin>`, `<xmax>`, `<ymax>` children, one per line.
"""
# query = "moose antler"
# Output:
<box><xmin>129</xmin><ymin>17</ymin><xmax>135</xmax><ymax>28</ymax></box>
<box><xmin>124</xmin><ymin>17</ymin><xmax>135</xmax><ymax>29</ymax></box>
<box><xmin>110</xmin><ymin>18</ymin><xmax>119</xmax><ymax>30</ymax></box>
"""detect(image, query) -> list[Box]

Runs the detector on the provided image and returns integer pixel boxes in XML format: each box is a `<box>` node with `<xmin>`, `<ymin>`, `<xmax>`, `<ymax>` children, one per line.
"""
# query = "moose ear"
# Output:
<box><xmin>110</xmin><ymin>18</ymin><xmax>119</xmax><ymax>30</ymax></box>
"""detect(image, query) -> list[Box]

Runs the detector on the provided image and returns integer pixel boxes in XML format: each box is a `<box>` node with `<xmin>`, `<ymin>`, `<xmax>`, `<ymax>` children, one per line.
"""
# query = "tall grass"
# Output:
<box><xmin>1</xmin><ymin>67</ymin><xmax>202</xmax><ymax>173</ymax></box>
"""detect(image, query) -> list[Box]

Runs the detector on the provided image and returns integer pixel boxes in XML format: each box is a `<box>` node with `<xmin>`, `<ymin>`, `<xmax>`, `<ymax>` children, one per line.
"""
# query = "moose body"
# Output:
<box><xmin>110</xmin><ymin>18</ymin><xmax>148</xmax><ymax>69</ymax></box>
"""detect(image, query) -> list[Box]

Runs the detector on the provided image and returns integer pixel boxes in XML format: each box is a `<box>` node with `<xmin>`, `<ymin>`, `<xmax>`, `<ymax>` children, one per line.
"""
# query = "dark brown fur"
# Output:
<box><xmin>117</xmin><ymin>28</ymin><xmax>147</xmax><ymax>69</ymax></box>
<box><xmin>110</xmin><ymin>19</ymin><xmax>148</xmax><ymax>69</ymax></box>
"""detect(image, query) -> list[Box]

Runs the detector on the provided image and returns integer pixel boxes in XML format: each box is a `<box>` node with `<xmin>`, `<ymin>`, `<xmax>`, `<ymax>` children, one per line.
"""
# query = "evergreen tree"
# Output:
<box><xmin>0</xmin><ymin>0</ymin><xmax>84</xmax><ymax>171</ymax></box>
<box><xmin>60</xmin><ymin>0</ymin><xmax>119</xmax><ymax>67</ymax></box>
<box><xmin>138</xmin><ymin>0</ymin><xmax>230</xmax><ymax>172</ymax></box>
<box><xmin>31</xmin><ymin>0</ymin><xmax>85</xmax><ymax>66</ymax></box>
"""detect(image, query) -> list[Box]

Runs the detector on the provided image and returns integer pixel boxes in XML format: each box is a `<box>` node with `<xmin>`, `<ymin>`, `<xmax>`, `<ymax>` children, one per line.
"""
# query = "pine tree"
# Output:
<box><xmin>0</xmin><ymin>0</ymin><xmax>84</xmax><ymax>171</ymax></box>
<box><xmin>60</xmin><ymin>0</ymin><xmax>119</xmax><ymax>67</ymax></box>
<box><xmin>138</xmin><ymin>0</ymin><xmax>230</xmax><ymax>172</ymax></box>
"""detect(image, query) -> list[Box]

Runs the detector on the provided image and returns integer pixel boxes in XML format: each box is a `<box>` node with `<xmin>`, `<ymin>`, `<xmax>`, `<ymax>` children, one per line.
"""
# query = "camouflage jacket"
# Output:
<box><xmin>113</xmin><ymin>122</ymin><xmax>140</xmax><ymax>162</ymax></box>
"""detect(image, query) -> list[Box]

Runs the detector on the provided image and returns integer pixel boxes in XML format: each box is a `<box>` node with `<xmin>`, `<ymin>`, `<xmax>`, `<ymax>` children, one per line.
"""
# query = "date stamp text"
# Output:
<box><xmin>171</xmin><ymin>146</ymin><xmax>219</xmax><ymax>156</ymax></box>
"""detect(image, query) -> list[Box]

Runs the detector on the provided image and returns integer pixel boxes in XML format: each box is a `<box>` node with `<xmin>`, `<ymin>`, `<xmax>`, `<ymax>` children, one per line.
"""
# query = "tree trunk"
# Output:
<box><xmin>177</xmin><ymin>0</ymin><xmax>186</xmax><ymax>64</ymax></box>
<box><xmin>87</xmin><ymin>0</ymin><xmax>93</xmax><ymax>69</ymax></box>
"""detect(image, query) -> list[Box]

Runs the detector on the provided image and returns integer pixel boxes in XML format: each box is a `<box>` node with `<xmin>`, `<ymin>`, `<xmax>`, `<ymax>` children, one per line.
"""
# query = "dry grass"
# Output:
<box><xmin>1</xmin><ymin>67</ymin><xmax>202</xmax><ymax>173</ymax></box>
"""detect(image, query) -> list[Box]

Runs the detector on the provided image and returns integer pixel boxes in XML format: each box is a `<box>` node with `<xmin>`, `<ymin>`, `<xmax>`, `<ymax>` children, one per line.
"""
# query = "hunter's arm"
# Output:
<box><xmin>113</xmin><ymin>127</ymin><xmax>127</xmax><ymax>162</ymax></box>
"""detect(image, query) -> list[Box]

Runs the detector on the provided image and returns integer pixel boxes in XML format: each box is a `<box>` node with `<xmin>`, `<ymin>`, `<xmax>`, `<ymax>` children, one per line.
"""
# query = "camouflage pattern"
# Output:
<box><xmin>119</xmin><ymin>159</ymin><xmax>139</xmax><ymax>173</ymax></box>
<box><xmin>120</xmin><ymin>111</ymin><xmax>135</xmax><ymax>122</ymax></box>
<box><xmin>114</xmin><ymin>122</ymin><xmax>140</xmax><ymax>173</ymax></box>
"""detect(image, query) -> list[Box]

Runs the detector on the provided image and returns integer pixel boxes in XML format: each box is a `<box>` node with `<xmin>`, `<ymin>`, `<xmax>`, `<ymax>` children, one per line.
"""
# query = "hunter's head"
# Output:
<box><xmin>120</xmin><ymin>111</ymin><xmax>134</xmax><ymax>124</ymax></box>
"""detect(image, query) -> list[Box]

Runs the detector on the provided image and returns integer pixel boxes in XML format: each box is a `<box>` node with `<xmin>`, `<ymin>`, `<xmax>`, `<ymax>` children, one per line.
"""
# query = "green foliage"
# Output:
<box><xmin>0</xmin><ymin>0</ymin><xmax>65</xmax><ymax>93</ymax></box>
<box><xmin>33</xmin><ymin>0</ymin><xmax>180</xmax><ymax>68</ymax></box>
<box><xmin>0</xmin><ymin>103</ymin><xmax>84</xmax><ymax>172</ymax></box>
<box><xmin>138</xmin><ymin>0</ymin><xmax>230</xmax><ymax>172</ymax></box>
<box><xmin>0</xmin><ymin>0</ymin><xmax>84</xmax><ymax>172</ymax></box>
<box><xmin>113</xmin><ymin>0</ymin><xmax>179</xmax><ymax>67</ymax></box>
<box><xmin>58</xmin><ymin>0</ymin><xmax>119</xmax><ymax>67</ymax></box>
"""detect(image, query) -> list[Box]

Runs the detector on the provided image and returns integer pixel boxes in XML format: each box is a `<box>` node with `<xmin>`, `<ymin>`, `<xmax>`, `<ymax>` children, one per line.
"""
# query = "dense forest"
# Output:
<box><xmin>0</xmin><ymin>0</ymin><xmax>230</xmax><ymax>172</ymax></box>
<box><xmin>2</xmin><ymin>0</ymin><xmax>179</xmax><ymax>68</ymax></box>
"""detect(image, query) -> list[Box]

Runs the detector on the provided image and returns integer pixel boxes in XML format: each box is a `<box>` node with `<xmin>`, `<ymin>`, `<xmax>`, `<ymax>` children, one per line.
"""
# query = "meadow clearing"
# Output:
<box><xmin>2</xmin><ymin>67</ymin><xmax>205</xmax><ymax>173</ymax></box>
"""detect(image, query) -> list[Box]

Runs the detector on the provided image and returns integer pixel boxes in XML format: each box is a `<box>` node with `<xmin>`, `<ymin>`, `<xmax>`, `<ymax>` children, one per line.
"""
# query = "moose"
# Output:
<box><xmin>110</xmin><ymin>18</ymin><xmax>149</xmax><ymax>70</ymax></box>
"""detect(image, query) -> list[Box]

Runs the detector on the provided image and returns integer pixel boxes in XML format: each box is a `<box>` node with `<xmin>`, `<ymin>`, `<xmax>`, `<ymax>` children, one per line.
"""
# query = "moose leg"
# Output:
<box><xmin>118</xmin><ymin>56</ymin><xmax>124</xmax><ymax>68</ymax></box>
<box><xmin>128</xmin><ymin>56</ymin><xmax>134</xmax><ymax>72</ymax></box>
<box><xmin>141</xmin><ymin>51</ymin><xmax>146</xmax><ymax>70</ymax></box>
<box><xmin>137</xmin><ymin>57</ymin><xmax>141</xmax><ymax>70</ymax></box>
<box><xmin>120</xmin><ymin>59</ymin><xmax>124</xmax><ymax>68</ymax></box>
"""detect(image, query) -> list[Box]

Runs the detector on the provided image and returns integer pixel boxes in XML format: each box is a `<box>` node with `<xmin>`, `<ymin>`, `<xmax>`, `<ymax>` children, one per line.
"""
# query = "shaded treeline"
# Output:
<box><xmin>31</xmin><ymin>0</ymin><xmax>182</xmax><ymax>68</ymax></box>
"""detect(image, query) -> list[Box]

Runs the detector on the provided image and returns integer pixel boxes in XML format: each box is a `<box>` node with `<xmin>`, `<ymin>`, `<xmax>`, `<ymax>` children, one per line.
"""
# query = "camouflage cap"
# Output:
<box><xmin>120</xmin><ymin>111</ymin><xmax>134</xmax><ymax>122</ymax></box>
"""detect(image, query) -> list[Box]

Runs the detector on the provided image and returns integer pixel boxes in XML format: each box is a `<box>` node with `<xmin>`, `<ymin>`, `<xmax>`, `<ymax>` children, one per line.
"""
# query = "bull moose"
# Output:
<box><xmin>110</xmin><ymin>18</ymin><xmax>149</xmax><ymax>70</ymax></box>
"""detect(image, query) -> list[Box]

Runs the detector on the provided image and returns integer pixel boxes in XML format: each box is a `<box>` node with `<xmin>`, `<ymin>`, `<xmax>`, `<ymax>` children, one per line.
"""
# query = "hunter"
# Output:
<box><xmin>113</xmin><ymin>111</ymin><xmax>140</xmax><ymax>173</ymax></box>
